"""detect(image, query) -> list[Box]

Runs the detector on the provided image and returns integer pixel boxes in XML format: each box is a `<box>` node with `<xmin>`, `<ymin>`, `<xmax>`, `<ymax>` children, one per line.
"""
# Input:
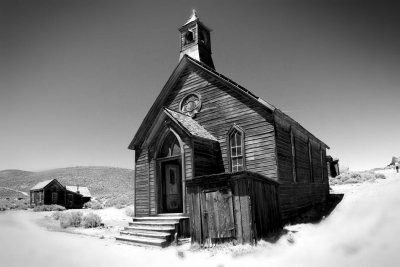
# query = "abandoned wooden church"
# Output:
<box><xmin>122</xmin><ymin>11</ymin><xmax>331</xmax><ymax>247</ymax></box>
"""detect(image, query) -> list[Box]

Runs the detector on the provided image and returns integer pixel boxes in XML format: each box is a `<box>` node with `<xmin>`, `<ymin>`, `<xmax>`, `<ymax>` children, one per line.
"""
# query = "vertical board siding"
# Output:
<box><xmin>187</xmin><ymin>172</ymin><xmax>281</xmax><ymax>245</ymax></box>
<box><xmin>166</xmin><ymin>68</ymin><xmax>277</xmax><ymax>179</ymax></box>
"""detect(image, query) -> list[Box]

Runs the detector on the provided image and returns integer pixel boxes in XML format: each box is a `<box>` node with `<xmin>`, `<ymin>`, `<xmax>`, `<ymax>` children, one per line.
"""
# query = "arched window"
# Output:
<box><xmin>228</xmin><ymin>125</ymin><xmax>245</xmax><ymax>172</ymax></box>
<box><xmin>159</xmin><ymin>132</ymin><xmax>181</xmax><ymax>158</ymax></box>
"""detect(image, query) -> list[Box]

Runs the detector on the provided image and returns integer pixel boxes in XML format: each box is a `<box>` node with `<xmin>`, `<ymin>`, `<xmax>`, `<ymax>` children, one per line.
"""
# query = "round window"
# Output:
<box><xmin>179</xmin><ymin>93</ymin><xmax>202</xmax><ymax>117</ymax></box>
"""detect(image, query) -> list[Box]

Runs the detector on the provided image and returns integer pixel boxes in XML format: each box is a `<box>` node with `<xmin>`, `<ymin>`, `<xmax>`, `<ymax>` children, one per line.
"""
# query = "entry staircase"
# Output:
<box><xmin>115</xmin><ymin>213</ymin><xmax>189</xmax><ymax>248</ymax></box>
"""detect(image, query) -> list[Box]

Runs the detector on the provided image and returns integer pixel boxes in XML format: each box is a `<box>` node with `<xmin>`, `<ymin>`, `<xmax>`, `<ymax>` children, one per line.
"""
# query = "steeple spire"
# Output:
<box><xmin>178</xmin><ymin>10</ymin><xmax>215</xmax><ymax>69</ymax></box>
<box><xmin>184</xmin><ymin>9</ymin><xmax>199</xmax><ymax>25</ymax></box>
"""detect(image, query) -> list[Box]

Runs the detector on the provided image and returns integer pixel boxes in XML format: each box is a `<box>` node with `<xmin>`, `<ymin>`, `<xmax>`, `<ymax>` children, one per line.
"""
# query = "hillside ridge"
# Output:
<box><xmin>0</xmin><ymin>166</ymin><xmax>135</xmax><ymax>204</ymax></box>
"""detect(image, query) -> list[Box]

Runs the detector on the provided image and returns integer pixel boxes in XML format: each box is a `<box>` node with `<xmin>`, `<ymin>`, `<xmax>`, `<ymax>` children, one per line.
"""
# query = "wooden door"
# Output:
<box><xmin>164</xmin><ymin>164</ymin><xmax>182</xmax><ymax>212</ymax></box>
<box><xmin>203</xmin><ymin>189</ymin><xmax>235</xmax><ymax>243</ymax></box>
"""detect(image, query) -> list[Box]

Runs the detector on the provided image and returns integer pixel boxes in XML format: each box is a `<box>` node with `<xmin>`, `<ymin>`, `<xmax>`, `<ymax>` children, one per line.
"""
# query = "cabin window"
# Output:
<box><xmin>290</xmin><ymin>128</ymin><xmax>297</xmax><ymax>183</ymax></box>
<box><xmin>228</xmin><ymin>125</ymin><xmax>245</xmax><ymax>172</ymax></box>
<box><xmin>159</xmin><ymin>132</ymin><xmax>181</xmax><ymax>158</ymax></box>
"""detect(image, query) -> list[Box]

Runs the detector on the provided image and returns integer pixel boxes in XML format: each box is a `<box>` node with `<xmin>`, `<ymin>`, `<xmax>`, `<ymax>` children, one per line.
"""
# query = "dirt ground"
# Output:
<box><xmin>1</xmin><ymin>170</ymin><xmax>400</xmax><ymax>267</ymax></box>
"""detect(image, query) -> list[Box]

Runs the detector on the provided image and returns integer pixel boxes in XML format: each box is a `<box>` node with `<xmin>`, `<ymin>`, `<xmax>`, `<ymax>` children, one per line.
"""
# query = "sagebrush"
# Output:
<box><xmin>84</xmin><ymin>200</ymin><xmax>103</xmax><ymax>209</ymax></box>
<box><xmin>330</xmin><ymin>171</ymin><xmax>386</xmax><ymax>185</ymax></box>
<box><xmin>60</xmin><ymin>211</ymin><xmax>83</xmax><ymax>228</ymax></box>
<box><xmin>82</xmin><ymin>212</ymin><xmax>102</xmax><ymax>228</ymax></box>
<box><xmin>33</xmin><ymin>204</ymin><xmax>66</xmax><ymax>212</ymax></box>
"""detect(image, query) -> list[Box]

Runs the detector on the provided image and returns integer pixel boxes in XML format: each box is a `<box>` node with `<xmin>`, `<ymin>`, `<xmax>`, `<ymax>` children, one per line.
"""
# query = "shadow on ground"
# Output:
<box><xmin>262</xmin><ymin>193</ymin><xmax>344</xmax><ymax>244</ymax></box>
<box><xmin>289</xmin><ymin>193</ymin><xmax>345</xmax><ymax>225</ymax></box>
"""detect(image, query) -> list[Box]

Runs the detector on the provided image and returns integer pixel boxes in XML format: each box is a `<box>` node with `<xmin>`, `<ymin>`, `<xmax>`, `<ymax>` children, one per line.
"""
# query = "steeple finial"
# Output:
<box><xmin>184</xmin><ymin>9</ymin><xmax>199</xmax><ymax>25</ymax></box>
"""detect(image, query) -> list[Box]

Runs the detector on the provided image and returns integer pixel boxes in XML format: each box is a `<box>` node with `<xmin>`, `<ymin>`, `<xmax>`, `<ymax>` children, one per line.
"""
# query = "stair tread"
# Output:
<box><xmin>130</xmin><ymin>221</ymin><xmax>179</xmax><ymax>225</ymax></box>
<box><xmin>116</xmin><ymin>235</ymin><xmax>168</xmax><ymax>246</ymax></box>
<box><xmin>120</xmin><ymin>230</ymin><xmax>171</xmax><ymax>238</ymax></box>
<box><xmin>133</xmin><ymin>216</ymin><xmax>189</xmax><ymax>220</ymax></box>
<box><xmin>125</xmin><ymin>225</ymin><xmax>176</xmax><ymax>231</ymax></box>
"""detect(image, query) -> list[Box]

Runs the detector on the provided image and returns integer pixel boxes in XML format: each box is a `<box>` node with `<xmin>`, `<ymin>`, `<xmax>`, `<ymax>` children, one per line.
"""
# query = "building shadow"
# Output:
<box><xmin>289</xmin><ymin>193</ymin><xmax>345</xmax><ymax>225</ymax></box>
<box><xmin>262</xmin><ymin>193</ymin><xmax>344</xmax><ymax>244</ymax></box>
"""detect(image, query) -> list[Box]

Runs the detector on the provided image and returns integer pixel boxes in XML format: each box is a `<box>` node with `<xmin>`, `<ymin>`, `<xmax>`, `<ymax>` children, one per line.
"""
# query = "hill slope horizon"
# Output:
<box><xmin>0</xmin><ymin>166</ymin><xmax>135</xmax><ymax>205</ymax></box>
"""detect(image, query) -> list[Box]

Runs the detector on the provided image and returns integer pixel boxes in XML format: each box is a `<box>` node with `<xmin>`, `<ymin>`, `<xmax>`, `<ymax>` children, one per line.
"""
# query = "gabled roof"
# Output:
<box><xmin>66</xmin><ymin>186</ymin><xmax>91</xmax><ymax>198</ymax></box>
<box><xmin>31</xmin><ymin>179</ymin><xmax>56</xmax><ymax>190</ymax></box>
<box><xmin>164</xmin><ymin>108</ymin><xmax>217</xmax><ymax>141</ymax></box>
<box><xmin>129</xmin><ymin>55</ymin><xmax>328</xmax><ymax>150</ymax></box>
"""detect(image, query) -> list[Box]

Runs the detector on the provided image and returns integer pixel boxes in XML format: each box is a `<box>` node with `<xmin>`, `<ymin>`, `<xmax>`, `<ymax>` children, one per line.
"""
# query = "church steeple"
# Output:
<box><xmin>179</xmin><ymin>10</ymin><xmax>215</xmax><ymax>69</ymax></box>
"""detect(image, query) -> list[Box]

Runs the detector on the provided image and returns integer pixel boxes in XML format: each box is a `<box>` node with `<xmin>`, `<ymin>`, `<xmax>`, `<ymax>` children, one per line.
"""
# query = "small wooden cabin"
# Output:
<box><xmin>66</xmin><ymin>186</ymin><xmax>92</xmax><ymax>209</ymax></box>
<box><xmin>128</xmin><ymin>11</ymin><xmax>331</xmax><ymax>245</ymax></box>
<box><xmin>30</xmin><ymin>179</ymin><xmax>91</xmax><ymax>209</ymax></box>
<box><xmin>30</xmin><ymin>179</ymin><xmax>66</xmax><ymax>207</ymax></box>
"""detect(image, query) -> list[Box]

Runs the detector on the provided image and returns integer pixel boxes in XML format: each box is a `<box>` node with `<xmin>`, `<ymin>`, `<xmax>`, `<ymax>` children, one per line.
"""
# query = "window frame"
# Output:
<box><xmin>227</xmin><ymin>125</ymin><xmax>246</xmax><ymax>172</ymax></box>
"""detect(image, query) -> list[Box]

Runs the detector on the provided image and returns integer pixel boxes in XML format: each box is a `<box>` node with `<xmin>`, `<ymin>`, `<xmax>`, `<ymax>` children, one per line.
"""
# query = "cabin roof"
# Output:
<box><xmin>66</xmin><ymin>186</ymin><xmax>91</xmax><ymax>198</ymax></box>
<box><xmin>30</xmin><ymin>179</ymin><xmax>56</xmax><ymax>190</ymax></box>
<box><xmin>129</xmin><ymin>55</ymin><xmax>329</xmax><ymax>150</ymax></box>
<box><xmin>164</xmin><ymin>108</ymin><xmax>217</xmax><ymax>141</ymax></box>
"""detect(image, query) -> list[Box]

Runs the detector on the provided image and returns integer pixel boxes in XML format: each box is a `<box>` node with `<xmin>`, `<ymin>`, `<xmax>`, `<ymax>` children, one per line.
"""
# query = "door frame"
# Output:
<box><xmin>160</xmin><ymin>158</ymin><xmax>183</xmax><ymax>213</ymax></box>
<box><xmin>154</xmin><ymin>127</ymin><xmax>187</xmax><ymax>214</ymax></box>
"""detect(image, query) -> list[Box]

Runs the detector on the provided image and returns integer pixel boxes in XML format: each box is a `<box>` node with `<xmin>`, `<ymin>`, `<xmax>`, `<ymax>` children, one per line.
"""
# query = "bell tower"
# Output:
<box><xmin>179</xmin><ymin>10</ymin><xmax>215</xmax><ymax>69</ymax></box>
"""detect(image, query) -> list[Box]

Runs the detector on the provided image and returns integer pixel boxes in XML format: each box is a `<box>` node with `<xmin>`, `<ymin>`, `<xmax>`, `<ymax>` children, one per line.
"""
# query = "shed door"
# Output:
<box><xmin>204</xmin><ymin>189</ymin><xmax>235</xmax><ymax>241</ymax></box>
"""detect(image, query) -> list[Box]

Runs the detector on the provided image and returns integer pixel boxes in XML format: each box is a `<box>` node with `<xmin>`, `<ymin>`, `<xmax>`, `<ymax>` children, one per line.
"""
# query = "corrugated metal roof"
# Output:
<box><xmin>164</xmin><ymin>108</ymin><xmax>217</xmax><ymax>141</ymax></box>
<box><xmin>66</xmin><ymin>186</ymin><xmax>91</xmax><ymax>198</ymax></box>
<box><xmin>30</xmin><ymin>179</ymin><xmax>54</xmax><ymax>190</ymax></box>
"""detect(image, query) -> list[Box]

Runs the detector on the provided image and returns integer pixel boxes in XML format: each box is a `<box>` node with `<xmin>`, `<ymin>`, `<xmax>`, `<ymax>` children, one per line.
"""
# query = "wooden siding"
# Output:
<box><xmin>187</xmin><ymin>171</ymin><xmax>281</xmax><ymax>245</ymax></box>
<box><xmin>193</xmin><ymin>139</ymin><xmax>224</xmax><ymax>177</ymax></box>
<box><xmin>149</xmin><ymin>157</ymin><xmax>156</xmax><ymax>215</ymax></box>
<box><xmin>275</xmin><ymin>122</ymin><xmax>330</xmax><ymax>221</ymax></box>
<box><xmin>135</xmin><ymin>149</ymin><xmax>150</xmax><ymax>217</ymax></box>
<box><xmin>166</xmin><ymin>67</ymin><xmax>277</xmax><ymax>179</ymax></box>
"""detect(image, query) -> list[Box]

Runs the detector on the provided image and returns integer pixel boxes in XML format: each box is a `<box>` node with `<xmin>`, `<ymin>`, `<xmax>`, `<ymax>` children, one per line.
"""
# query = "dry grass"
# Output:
<box><xmin>329</xmin><ymin>171</ymin><xmax>386</xmax><ymax>185</ymax></box>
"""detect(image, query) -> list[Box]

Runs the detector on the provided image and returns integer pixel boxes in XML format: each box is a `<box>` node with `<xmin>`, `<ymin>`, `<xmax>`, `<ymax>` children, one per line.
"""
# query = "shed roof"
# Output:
<box><xmin>31</xmin><ymin>179</ymin><xmax>55</xmax><ymax>190</ymax></box>
<box><xmin>164</xmin><ymin>108</ymin><xmax>217</xmax><ymax>141</ymax></box>
<box><xmin>66</xmin><ymin>186</ymin><xmax>91</xmax><ymax>198</ymax></box>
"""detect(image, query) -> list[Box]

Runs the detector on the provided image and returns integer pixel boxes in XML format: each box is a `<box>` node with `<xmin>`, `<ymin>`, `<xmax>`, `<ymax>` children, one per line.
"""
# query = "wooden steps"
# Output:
<box><xmin>116</xmin><ymin>235</ymin><xmax>169</xmax><ymax>248</ymax></box>
<box><xmin>115</xmin><ymin>214</ymin><xmax>189</xmax><ymax>247</ymax></box>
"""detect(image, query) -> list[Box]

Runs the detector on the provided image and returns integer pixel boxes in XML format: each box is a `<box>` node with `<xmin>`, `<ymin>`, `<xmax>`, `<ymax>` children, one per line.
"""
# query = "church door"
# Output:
<box><xmin>162</xmin><ymin>161</ymin><xmax>182</xmax><ymax>213</ymax></box>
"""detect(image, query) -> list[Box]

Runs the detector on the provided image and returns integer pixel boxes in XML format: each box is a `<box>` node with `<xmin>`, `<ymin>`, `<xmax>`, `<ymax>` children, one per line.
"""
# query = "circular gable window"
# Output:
<box><xmin>179</xmin><ymin>93</ymin><xmax>202</xmax><ymax>117</ymax></box>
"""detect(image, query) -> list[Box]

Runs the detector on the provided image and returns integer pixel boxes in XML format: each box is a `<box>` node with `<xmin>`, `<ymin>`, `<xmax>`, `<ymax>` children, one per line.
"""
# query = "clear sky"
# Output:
<box><xmin>1</xmin><ymin>0</ymin><xmax>399</xmax><ymax>171</ymax></box>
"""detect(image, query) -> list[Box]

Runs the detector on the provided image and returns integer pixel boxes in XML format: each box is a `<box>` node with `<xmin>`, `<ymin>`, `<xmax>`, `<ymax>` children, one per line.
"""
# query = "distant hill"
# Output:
<box><xmin>0</xmin><ymin>166</ymin><xmax>135</xmax><ymax>205</ymax></box>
